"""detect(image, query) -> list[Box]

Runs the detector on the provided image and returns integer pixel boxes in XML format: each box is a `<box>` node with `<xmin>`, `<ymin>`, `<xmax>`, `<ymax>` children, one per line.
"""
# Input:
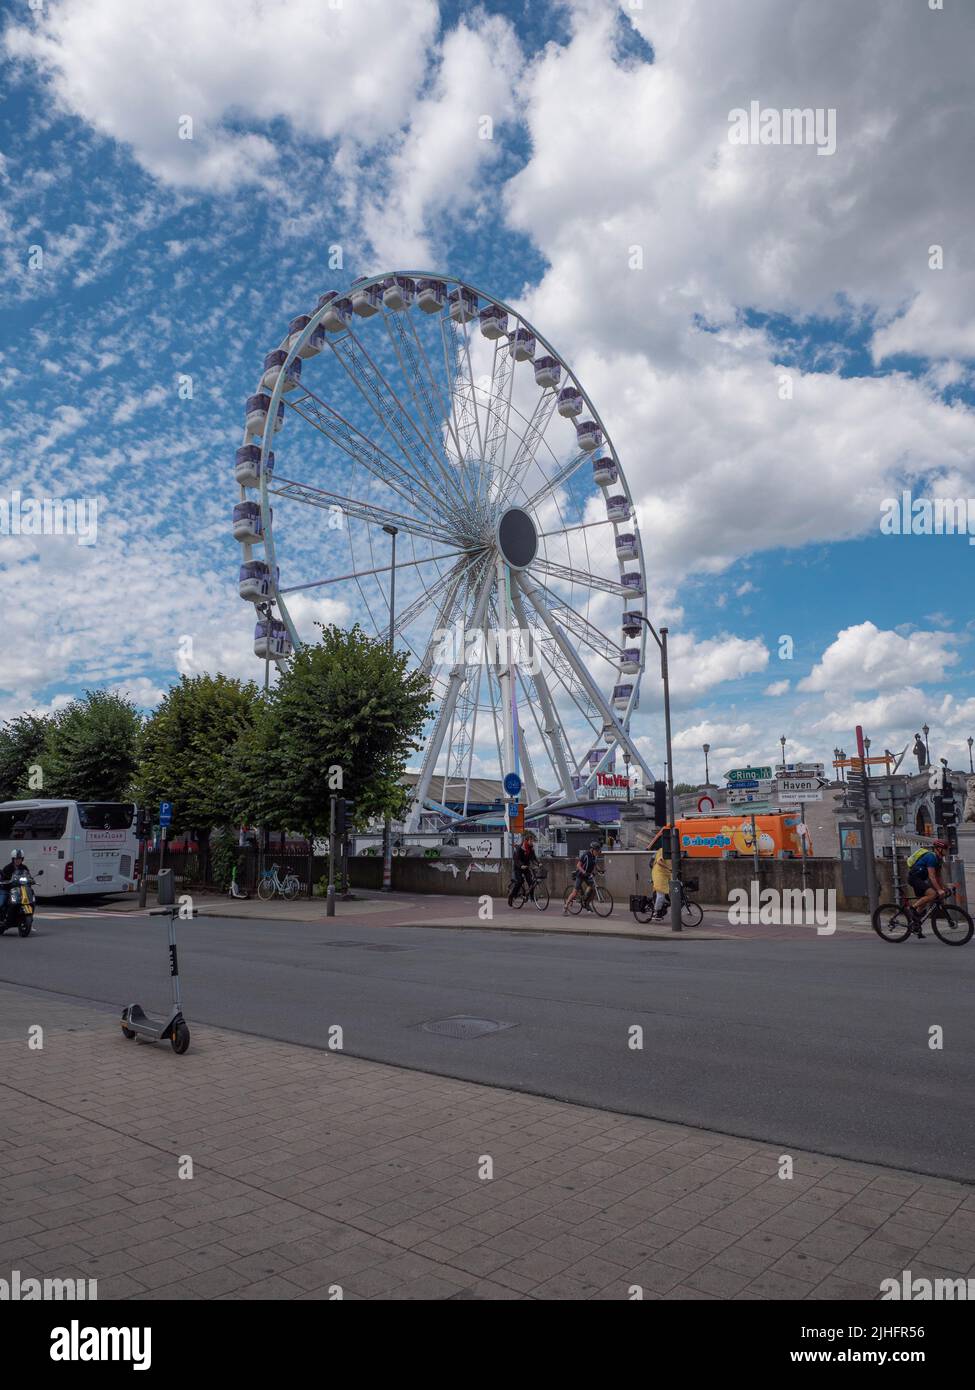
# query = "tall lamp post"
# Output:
<box><xmin>967</xmin><ymin>736</ymin><xmax>973</xmax><ymax>774</ymax></box>
<box><xmin>922</xmin><ymin>723</ymin><xmax>930</xmax><ymax>767</ymax></box>
<box><xmin>702</xmin><ymin>743</ymin><xmax>710</xmax><ymax>787</ymax></box>
<box><xmin>635</xmin><ymin>616</ymin><xmax>681</xmax><ymax>934</ymax></box>
<box><xmin>381</xmin><ymin>525</ymin><xmax>398</xmax><ymax>892</ymax></box>
<box><xmin>779</xmin><ymin>734</ymin><xmax>787</xmax><ymax>767</ymax></box>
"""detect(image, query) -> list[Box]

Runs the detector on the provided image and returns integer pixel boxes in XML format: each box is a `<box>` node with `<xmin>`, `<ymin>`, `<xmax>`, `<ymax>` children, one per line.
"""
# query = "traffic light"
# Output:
<box><xmin>335</xmin><ymin>798</ymin><xmax>354</xmax><ymax>836</ymax></box>
<box><xmin>653</xmin><ymin>781</ymin><xmax>667</xmax><ymax>826</ymax></box>
<box><xmin>136</xmin><ymin>808</ymin><xmax>152</xmax><ymax>839</ymax></box>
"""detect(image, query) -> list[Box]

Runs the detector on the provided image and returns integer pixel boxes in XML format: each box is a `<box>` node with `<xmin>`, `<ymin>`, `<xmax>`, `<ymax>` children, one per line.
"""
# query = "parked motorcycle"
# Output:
<box><xmin>0</xmin><ymin>871</ymin><xmax>38</xmax><ymax>937</ymax></box>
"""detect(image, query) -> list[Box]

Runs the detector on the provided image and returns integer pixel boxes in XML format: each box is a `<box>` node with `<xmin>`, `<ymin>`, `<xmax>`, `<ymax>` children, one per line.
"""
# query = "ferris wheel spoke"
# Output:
<box><xmin>399</xmin><ymin>310</ymin><xmax>469</xmax><ymax>478</ymax></box>
<box><xmin>521</xmin><ymin>449</ymin><xmax>591</xmax><ymax>514</ymax></box>
<box><xmin>283</xmin><ymin>386</ymin><xmax>443</xmax><ymax>523</ymax></box>
<box><xmin>278</xmin><ymin>547</ymin><xmax>470</xmax><ymax>596</ymax></box>
<box><xmin>493</xmin><ymin>392</ymin><xmax>560</xmax><ymax>511</ymax></box>
<box><xmin>529</xmin><ymin>556</ymin><xmax>632</xmax><ymax>598</ymax></box>
<box><xmin>401</xmin><ymin>555</ymin><xmax>481</xmax><ymax>654</ymax></box>
<box><xmin>268</xmin><ymin>475</ymin><xmax>454</xmax><ymax>546</ymax></box>
<box><xmin>522</xmin><ymin>574</ymin><xmax>620</xmax><ymax>663</ymax></box>
<box><xmin>329</xmin><ymin>325</ymin><xmax>473</xmax><ymax>527</ymax></box>
<box><xmin>382</xmin><ymin>311</ymin><xmax>477</xmax><ymax>514</ymax></box>
<box><xmin>441</xmin><ymin>316</ymin><xmax>485</xmax><ymax>479</ymax></box>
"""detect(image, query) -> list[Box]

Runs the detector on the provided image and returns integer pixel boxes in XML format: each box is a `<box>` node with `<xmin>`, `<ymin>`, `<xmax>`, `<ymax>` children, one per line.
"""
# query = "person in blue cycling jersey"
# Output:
<box><xmin>906</xmin><ymin>838</ymin><xmax>951</xmax><ymax>927</ymax></box>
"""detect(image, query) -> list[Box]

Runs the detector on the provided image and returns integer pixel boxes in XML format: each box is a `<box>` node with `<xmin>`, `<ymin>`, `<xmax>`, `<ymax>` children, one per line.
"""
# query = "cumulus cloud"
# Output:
<box><xmin>4</xmin><ymin>0</ymin><xmax>439</xmax><ymax>190</ymax></box>
<box><xmin>799</xmin><ymin>621</ymin><xmax>959</xmax><ymax>693</ymax></box>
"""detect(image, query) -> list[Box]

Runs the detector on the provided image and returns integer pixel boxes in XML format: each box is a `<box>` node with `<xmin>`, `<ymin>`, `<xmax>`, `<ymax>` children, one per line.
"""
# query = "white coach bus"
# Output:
<box><xmin>0</xmin><ymin>800</ymin><xmax>138</xmax><ymax>898</ymax></box>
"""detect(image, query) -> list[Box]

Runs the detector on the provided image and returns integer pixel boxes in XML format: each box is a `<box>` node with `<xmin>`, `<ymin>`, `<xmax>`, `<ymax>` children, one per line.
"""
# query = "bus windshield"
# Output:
<box><xmin>78</xmin><ymin>803</ymin><xmax>135</xmax><ymax>830</ymax></box>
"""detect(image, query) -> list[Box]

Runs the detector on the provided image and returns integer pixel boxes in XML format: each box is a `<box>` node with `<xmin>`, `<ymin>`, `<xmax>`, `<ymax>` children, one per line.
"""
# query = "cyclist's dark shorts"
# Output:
<box><xmin>574</xmin><ymin>871</ymin><xmax>592</xmax><ymax>890</ymax></box>
<box><xmin>908</xmin><ymin>869</ymin><xmax>930</xmax><ymax>895</ymax></box>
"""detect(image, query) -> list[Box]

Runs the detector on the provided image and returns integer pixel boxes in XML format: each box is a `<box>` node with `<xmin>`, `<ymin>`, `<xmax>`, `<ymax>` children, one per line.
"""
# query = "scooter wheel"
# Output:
<box><xmin>18</xmin><ymin>920</ymin><xmax>33</xmax><ymax>937</ymax></box>
<box><xmin>121</xmin><ymin>1025</ymin><xmax>136</xmax><ymax>1039</ymax></box>
<box><xmin>171</xmin><ymin>1022</ymin><xmax>191</xmax><ymax>1055</ymax></box>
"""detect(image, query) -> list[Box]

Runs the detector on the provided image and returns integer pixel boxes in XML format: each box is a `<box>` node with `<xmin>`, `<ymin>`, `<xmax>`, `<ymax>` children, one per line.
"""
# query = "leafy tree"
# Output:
<box><xmin>137</xmin><ymin>673</ymin><xmax>260</xmax><ymax>859</ymax></box>
<box><xmin>226</xmin><ymin>624</ymin><xmax>432</xmax><ymax>836</ymax></box>
<box><xmin>0</xmin><ymin>714</ymin><xmax>51</xmax><ymax>801</ymax></box>
<box><xmin>41</xmin><ymin>691</ymin><xmax>142</xmax><ymax>801</ymax></box>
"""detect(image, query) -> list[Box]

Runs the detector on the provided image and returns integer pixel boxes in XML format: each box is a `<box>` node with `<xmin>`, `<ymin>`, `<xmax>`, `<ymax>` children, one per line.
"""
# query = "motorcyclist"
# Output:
<box><xmin>0</xmin><ymin>849</ymin><xmax>30</xmax><ymax>919</ymax></box>
<box><xmin>508</xmin><ymin>832</ymin><xmax>538</xmax><ymax>905</ymax></box>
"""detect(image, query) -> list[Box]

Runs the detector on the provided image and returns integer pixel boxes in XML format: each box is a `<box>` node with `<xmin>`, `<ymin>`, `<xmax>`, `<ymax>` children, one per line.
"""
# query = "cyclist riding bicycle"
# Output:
<box><xmin>651</xmin><ymin>845</ymin><xmax>671</xmax><ymax>920</ymax></box>
<box><xmin>906</xmin><ymin>839</ymin><xmax>952</xmax><ymax>931</ymax></box>
<box><xmin>564</xmin><ymin>841</ymin><xmax>600</xmax><ymax>914</ymax></box>
<box><xmin>508</xmin><ymin>832</ymin><xmax>538</xmax><ymax>905</ymax></box>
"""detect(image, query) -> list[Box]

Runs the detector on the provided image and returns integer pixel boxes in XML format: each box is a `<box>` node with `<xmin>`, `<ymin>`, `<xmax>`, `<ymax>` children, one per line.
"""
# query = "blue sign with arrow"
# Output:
<box><xmin>503</xmin><ymin>772</ymin><xmax>522</xmax><ymax>797</ymax></box>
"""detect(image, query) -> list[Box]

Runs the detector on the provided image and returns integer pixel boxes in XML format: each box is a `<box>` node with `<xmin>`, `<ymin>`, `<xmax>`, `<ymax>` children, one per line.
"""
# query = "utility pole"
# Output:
<box><xmin>856</xmin><ymin>725</ymin><xmax>879</xmax><ymax>916</ymax></box>
<box><xmin>382</xmin><ymin>525</ymin><xmax>397</xmax><ymax>893</ymax></box>
<box><xmin>326</xmin><ymin>794</ymin><xmax>336</xmax><ymax>917</ymax></box>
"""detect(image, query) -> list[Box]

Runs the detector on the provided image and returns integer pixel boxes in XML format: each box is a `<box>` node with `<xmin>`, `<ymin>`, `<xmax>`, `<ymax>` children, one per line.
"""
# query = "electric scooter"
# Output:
<box><xmin>120</xmin><ymin>902</ymin><xmax>194</xmax><ymax>1055</ymax></box>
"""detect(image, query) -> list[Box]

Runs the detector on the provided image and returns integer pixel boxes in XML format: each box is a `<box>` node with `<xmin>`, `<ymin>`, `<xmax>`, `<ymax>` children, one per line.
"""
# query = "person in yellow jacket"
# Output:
<box><xmin>651</xmin><ymin>847</ymin><xmax>671</xmax><ymax>919</ymax></box>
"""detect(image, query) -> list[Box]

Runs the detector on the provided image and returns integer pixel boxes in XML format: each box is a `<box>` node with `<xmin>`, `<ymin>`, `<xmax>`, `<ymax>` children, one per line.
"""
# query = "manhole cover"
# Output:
<box><xmin>419</xmin><ymin>1016</ymin><xmax>515</xmax><ymax>1039</ymax></box>
<box><xmin>321</xmin><ymin>940</ymin><xmax>412</xmax><ymax>952</ymax></box>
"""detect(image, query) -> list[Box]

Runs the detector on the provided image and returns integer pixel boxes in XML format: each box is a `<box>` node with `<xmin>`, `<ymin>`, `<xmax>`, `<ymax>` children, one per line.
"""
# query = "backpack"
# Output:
<box><xmin>906</xmin><ymin>847</ymin><xmax>937</xmax><ymax>872</ymax></box>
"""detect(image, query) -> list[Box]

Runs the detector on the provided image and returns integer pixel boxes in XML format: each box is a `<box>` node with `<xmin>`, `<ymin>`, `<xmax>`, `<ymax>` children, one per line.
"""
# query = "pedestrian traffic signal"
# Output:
<box><xmin>335</xmin><ymin>798</ymin><xmax>354</xmax><ymax>836</ymax></box>
<box><xmin>653</xmin><ymin>781</ymin><xmax>667</xmax><ymax>826</ymax></box>
<box><xmin>136</xmin><ymin>809</ymin><xmax>152</xmax><ymax>839</ymax></box>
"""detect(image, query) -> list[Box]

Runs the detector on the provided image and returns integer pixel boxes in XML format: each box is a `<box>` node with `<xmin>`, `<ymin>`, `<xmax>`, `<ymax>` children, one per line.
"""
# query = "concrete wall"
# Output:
<box><xmin>602</xmin><ymin>850</ymin><xmax>895</xmax><ymax>914</ymax></box>
<box><xmin>348</xmin><ymin>855</ymin><xmax>578</xmax><ymax>900</ymax></box>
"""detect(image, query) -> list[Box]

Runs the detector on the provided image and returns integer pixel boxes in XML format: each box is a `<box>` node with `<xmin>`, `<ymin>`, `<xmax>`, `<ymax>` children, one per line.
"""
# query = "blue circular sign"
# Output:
<box><xmin>503</xmin><ymin>772</ymin><xmax>522</xmax><ymax>797</ymax></box>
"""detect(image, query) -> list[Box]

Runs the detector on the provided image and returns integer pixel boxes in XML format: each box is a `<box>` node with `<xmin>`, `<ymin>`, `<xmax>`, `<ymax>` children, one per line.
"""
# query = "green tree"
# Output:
<box><xmin>137</xmin><ymin>673</ymin><xmax>260</xmax><ymax>859</ymax></box>
<box><xmin>42</xmin><ymin>691</ymin><xmax>142</xmax><ymax>801</ymax></box>
<box><xmin>227</xmin><ymin>624</ymin><xmax>432</xmax><ymax>836</ymax></box>
<box><xmin>0</xmin><ymin>713</ymin><xmax>51</xmax><ymax>800</ymax></box>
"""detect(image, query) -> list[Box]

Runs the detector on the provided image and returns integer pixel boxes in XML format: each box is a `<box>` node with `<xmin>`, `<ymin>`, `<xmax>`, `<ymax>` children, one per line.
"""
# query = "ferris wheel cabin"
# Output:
<box><xmin>557</xmin><ymin>386</ymin><xmax>583</xmax><ymax>417</ymax></box>
<box><xmin>232</xmin><ymin>501</ymin><xmax>264</xmax><ymax>543</ymax></box>
<box><xmin>245</xmin><ymin>394</ymin><xmax>285</xmax><ymax>437</ymax></box>
<box><xmin>254</xmin><ymin>618</ymin><xmax>292</xmax><ymax>661</ymax></box>
<box><xmin>350</xmin><ymin>279</ymin><xmax>382</xmax><ymax>316</ymax></box>
<box><xmin>261</xmin><ymin>350</ymin><xmax>301</xmax><ymax>394</ymax></box>
<box><xmin>592</xmin><ymin>456</ymin><xmax>617</xmax><ymax>487</ymax></box>
<box><xmin>383</xmin><ymin>276</ymin><xmax>415</xmax><ymax>310</ymax></box>
<box><xmin>417</xmin><ymin>278</ymin><xmax>447</xmax><ymax>313</ymax></box>
<box><xmin>448</xmin><ymin>287</ymin><xmax>478</xmax><ymax>323</ymax></box>
<box><xmin>238</xmin><ymin>560</ymin><xmax>278</xmax><ymax>603</ymax></box>
<box><xmin>534</xmin><ymin>355</ymin><xmax>561</xmax><ymax>389</ymax></box>
<box><xmin>235</xmin><ymin>445</ymin><xmax>275</xmax><ymax>488</ymax></box>
<box><xmin>479</xmin><ymin>304</ymin><xmax>508</xmax><ymax>339</ymax></box>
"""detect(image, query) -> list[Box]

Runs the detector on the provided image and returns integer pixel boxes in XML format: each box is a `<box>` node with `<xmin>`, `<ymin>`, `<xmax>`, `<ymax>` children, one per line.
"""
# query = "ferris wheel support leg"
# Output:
<box><xmin>406</xmin><ymin>563</ymin><xmax>496</xmax><ymax>832</ymax></box>
<box><xmin>509</xmin><ymin>582</ymin><xmax>576</xmax><ymax>801</ymax></box>
<box><xmin>516</xmin><ymin>573</ymin><xmax>656</xmax><ymax>790</ymax></box>
<box><xmin>495</xmin><ymin>558</ymin><xmax>518</xmax><ymax>797</ymax></box>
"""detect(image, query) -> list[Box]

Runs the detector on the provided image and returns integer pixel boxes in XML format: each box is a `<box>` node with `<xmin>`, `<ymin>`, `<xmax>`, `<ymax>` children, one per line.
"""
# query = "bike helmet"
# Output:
<box><xmin>590</xmin><ymin>840</ymin><xmax>600</xmax><ymax>849</ymax></box>
<box><xmin>12</xmin><ymin>849</ymin><xmax>24</xmax><ymax>859</ymax></box>
<box><xmin>932</xmin><ymin>838</ymin><xmax>949</xmax><ymax>851</ymax></box>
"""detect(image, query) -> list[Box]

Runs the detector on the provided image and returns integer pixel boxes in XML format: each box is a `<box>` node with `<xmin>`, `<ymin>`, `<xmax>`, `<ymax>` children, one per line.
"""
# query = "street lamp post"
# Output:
<box><xmin>967</xmin><ymin>736</ymin><xmax>973</xmax><ymax>774</ymax></box>
<box><xmin>381</xmin><ymin>525</ymin><xmax>398</xmax><ymax>893</ymax></box>
<box><xmin>702</xmin><ymin>743</ymin><xmax>710</xmax><ymax>787</ymax></box>
<box><xmin>780</xmin><ymin>735</ymin><xmax>786</xmax><ymax>767</ymax></box>
<box><xmin>922</xmin><ymin>724</ymin><xmax>930</xmax><ymax>767</ymax></box>
<box><xmin>864</xmin><ymin>735</ymin><xmax>871</xmax><ymax>778</ymax></box>
<box><xmin>637</xmin><ymin>616</ymin><xmax>681</xmax><ymax>934</ymax></box>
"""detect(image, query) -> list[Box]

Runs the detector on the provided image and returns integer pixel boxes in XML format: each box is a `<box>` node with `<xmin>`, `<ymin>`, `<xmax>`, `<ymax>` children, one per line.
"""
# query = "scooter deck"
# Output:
<box><xmin>122</xmin><ymin>1004</ymin><xmax>177</xmax><ymax>1038</ymax></box>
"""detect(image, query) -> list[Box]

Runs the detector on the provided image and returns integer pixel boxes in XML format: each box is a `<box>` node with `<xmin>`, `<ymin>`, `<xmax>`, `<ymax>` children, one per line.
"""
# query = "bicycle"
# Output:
<box><xmin>631</xmin><ymin>877</ymin><xmax>703</xmax><ymax>928</ymax></box>
<box><xmin>563</xmin><ymin>875</ymin><xmax>614</xmax><ymax>917</ymax></box>
<box><xmin>872</xmin><ymin>886</ymin><xmax>973</xmax><ymax>946</ymax></box>
<box><xmin>507</xmin><ymin>865</ymin><xmax>550</xmax><ymax>911</ymax></box>
<box><xmin>257</xmin><ymin>863</ymin><xmax>302</xmax><ymax>901</ymax></box>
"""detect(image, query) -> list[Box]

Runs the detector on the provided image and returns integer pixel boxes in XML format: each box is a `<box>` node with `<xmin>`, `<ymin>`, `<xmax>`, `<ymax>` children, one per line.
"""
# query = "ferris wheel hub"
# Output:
<box><xmin>495</xmin><ymin>507</ymin><xmax>538</xmax><ymax>571</ymax></box>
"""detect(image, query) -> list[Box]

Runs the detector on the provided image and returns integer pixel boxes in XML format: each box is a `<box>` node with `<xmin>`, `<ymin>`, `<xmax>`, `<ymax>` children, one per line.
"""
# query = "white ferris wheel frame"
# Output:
<box><xmin>236</xmin><ymin>270</ymin><xmax>657</xmax><ymax>824</ymax></box>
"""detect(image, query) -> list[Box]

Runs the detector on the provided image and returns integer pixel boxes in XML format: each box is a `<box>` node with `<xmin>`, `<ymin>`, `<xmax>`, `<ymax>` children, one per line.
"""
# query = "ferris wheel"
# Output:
<box><xmin>232</xmin><ymin>272</ymin><xmax>656</xmax><ymax>826</ymax></box>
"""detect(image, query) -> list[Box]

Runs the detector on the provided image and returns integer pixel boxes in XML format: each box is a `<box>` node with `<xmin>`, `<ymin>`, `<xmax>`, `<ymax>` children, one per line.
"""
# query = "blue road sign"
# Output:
<box><xmin>503</xmin><ymin>772</ymin><xmax>522</xmax><ymax>797</ymax></box>
<box><xmin>159</xmin><ymin>802</ymin><xmax>173</xmax><ymax>827</ymax></box>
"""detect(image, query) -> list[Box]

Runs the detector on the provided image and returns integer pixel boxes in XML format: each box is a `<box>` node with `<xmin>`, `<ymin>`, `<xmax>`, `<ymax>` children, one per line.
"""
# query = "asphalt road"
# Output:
<box><xmin>3</xmin><ymin>905</ymin><xmax>974</xmax><ymax>1180</ymax></box>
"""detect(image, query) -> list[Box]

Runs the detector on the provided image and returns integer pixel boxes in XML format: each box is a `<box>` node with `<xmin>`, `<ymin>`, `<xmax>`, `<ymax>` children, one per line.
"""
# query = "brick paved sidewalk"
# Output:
<box><xmin>2</xmin><ymin>983</ymin><xmax>971</xmax><ymax>1301</ymax></box>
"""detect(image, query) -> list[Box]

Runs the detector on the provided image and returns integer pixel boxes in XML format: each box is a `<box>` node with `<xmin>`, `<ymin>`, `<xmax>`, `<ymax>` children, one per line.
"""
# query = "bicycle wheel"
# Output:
<box><xmin>932</xmin><ymin>904</ymin><xmax>974</xmax><ymax>946</ymax></box>
<box><xmin>872</xmin><ymin>903</ymin><xmax>912</xmax><ymax>942</ymax></box>
<box><xmin>509</xmin><ymin>889</ymin><xmax>525</xmax><ymax>909</ymax></box>
<box><xmin>283</xmin><ymin>878</ymin><xmax>300</xmax><ymax>901</ymax></box>
<box><xmin>563</xmin><ymin>887</ymin><xmax>583</xmax><ymax>915</ymax></box>
<box><xmin>531</xmin><ymin>883</ymin><xmax>550</xmax><ymax>911</ymax></box>
<box><xmin>257</xmin><ymin>877</ymin><xmax>275</xmax><ymax>901</ymax></box>
<box><xmin>590</xmin><ymin>885</ymin><xmax>614</xmax><ymax>918</ymax></box>
<box><xmin>681</xmin><ymin>898</ymin><xmax>704</xmax><ymax>928</ymax></box>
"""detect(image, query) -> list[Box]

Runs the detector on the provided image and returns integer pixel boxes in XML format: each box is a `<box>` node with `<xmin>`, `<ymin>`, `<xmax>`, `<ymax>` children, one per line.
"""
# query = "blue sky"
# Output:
<box><xmin>1</xmin><ymin>0</ymin><xmax>973</xmax><ymax>790</ymax></box>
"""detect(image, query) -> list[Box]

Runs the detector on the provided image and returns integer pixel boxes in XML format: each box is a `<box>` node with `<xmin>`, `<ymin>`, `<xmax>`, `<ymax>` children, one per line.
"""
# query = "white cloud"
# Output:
<box><xmin>764</xmin><ymin>679</ymin><xmax>790</xmax><ymax>696</ymax></box>
<box><xmin>799</xmin><ymin>621</ymin><xmax>959</xmax><ymax>693</ymax></box>
<box><xmin>5</xmin><ymin>0</ymin><xmax>439</xmax><ymax>190</ymax></box>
